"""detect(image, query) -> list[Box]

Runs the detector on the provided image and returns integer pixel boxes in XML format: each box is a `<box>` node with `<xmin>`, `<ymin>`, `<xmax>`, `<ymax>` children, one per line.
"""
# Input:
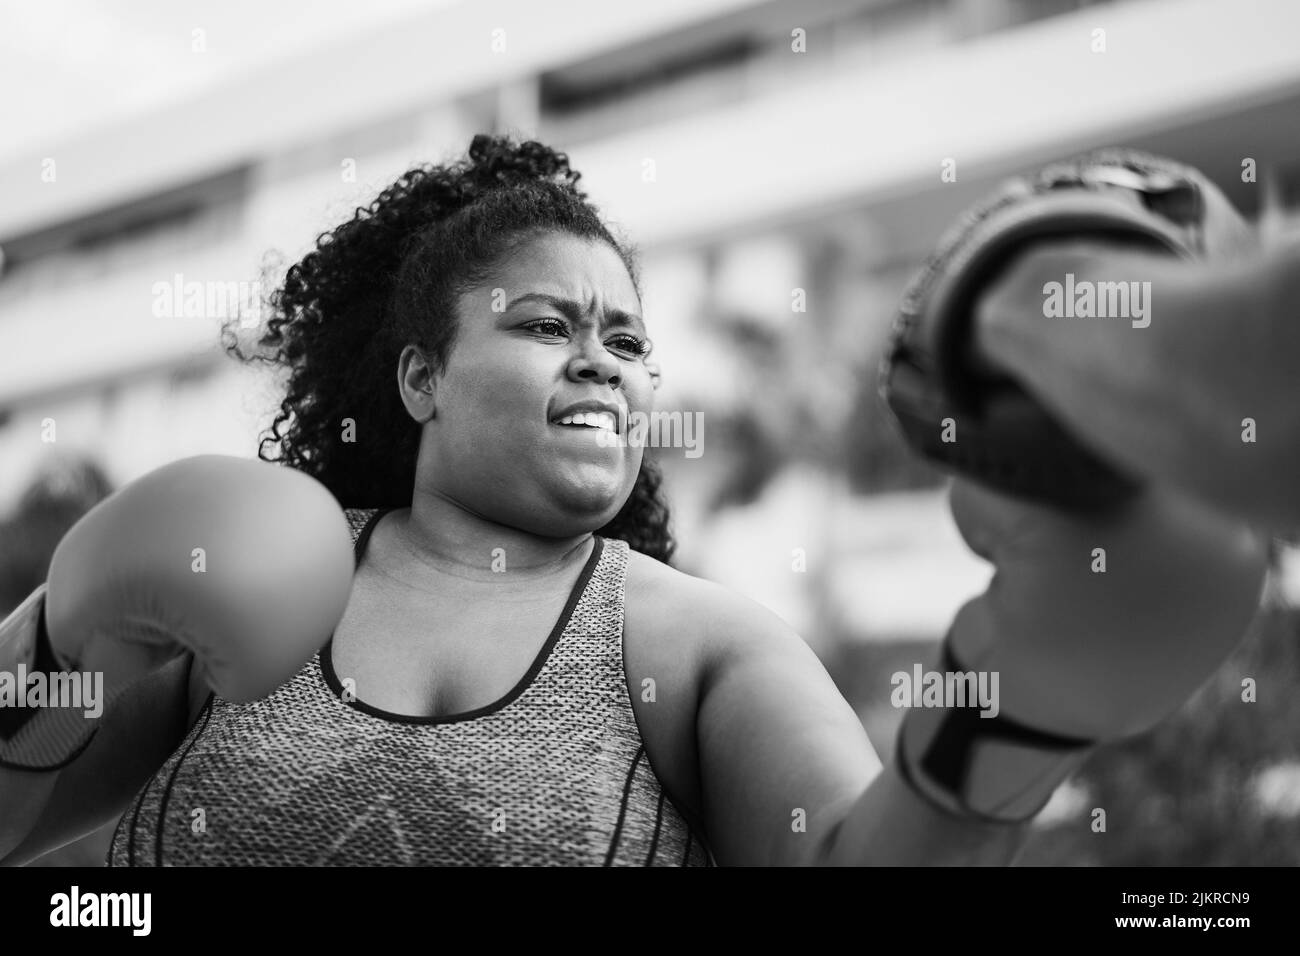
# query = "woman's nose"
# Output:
<box><xmin>565</xmin><ymin>337</ymin><xmax>622</xmax><ymax>388</ymax></box>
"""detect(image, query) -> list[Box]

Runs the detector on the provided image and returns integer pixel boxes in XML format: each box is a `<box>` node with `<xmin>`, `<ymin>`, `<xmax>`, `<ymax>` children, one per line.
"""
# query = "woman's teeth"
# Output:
<box><xmin>557</xmin><ymin>411</ymin><xmax>617</xmax><ymax>432</ymax></box>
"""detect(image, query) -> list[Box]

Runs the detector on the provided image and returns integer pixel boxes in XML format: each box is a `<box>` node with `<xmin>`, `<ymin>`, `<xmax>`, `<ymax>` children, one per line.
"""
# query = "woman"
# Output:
<box><xmin>0</xmin><ymin>135</ymin><xmax>1270</xmax><ymax>866</ymax></box>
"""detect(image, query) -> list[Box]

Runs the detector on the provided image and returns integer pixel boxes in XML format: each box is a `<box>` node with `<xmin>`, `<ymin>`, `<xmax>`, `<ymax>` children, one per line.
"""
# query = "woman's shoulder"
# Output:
<box><xmin>621</xmin><ymin>545</ymin><xmax>803</xmax><ymax>672</ymax></box>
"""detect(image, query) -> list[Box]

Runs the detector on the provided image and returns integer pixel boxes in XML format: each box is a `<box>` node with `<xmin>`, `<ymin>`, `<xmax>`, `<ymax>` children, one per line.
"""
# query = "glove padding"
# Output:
<box><xmin>880</xmin><ymin>147</ymin><xmax>1253</xmax><ymax>511</ymax></box>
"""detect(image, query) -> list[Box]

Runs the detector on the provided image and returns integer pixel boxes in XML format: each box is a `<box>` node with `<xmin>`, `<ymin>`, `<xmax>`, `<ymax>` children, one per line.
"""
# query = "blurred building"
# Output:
<box><xmin>3</xmin><ymin>0</ymin><xmax>1299</xmax><ymax>640</ymax></box>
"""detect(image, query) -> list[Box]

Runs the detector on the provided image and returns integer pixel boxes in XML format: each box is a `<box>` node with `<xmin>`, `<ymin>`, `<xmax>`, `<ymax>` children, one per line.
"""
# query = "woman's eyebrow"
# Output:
<box><xmin>506</xmin><ymin>292</ymin><xmax>644</xmax><ymax>332</ymax></box>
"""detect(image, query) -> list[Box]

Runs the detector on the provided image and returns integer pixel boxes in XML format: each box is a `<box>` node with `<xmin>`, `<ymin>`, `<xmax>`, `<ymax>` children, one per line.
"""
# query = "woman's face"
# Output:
<box><xmin>403</xmin><ymin>231</ymin><xmax>654</xmax><ymax>538</ymax></box>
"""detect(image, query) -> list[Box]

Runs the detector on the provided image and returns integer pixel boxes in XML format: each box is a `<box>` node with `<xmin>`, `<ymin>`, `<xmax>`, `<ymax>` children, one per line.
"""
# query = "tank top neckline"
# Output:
<box><xmin>318</xmin><ymin>507</ymin><xmax>606</xmax><ymax>726</ymax></box>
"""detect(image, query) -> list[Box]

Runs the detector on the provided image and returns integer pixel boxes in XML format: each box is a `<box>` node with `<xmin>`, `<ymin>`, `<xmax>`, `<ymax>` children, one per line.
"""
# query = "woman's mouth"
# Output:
<box><xmin>553</xmin><ymin>411</ymin><xmax>618</xmax><ymax>433</ymax></box>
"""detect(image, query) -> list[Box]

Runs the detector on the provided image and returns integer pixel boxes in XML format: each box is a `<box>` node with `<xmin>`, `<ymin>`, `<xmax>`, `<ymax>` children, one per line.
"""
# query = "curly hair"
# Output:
<box><xmin>223</xmin><ymin>133</ymin><xmax>675</xmax><ymax>563</ymax></box>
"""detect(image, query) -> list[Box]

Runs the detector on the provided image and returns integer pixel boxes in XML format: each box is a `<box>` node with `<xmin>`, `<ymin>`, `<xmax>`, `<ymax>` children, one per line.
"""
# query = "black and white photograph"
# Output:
<box><xmin>0</xmin><ymin>0</ymin><xmax>1297</xmax><ymax>931</ymax></box>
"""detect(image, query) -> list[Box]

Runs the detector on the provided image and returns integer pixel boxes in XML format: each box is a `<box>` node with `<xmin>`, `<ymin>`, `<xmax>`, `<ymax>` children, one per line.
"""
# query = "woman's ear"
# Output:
<box><xmin>397</xmin><ymin>344</ymin><xmax>438</xmax><ymax>422</ymax></box>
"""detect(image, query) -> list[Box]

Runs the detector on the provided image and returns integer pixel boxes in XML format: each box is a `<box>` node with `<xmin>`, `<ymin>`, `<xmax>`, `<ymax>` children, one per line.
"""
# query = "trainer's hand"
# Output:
<box><xmin>947</xmin><ymin>477</ymin><xmax>1268</xmax><ymax>741</ymax></box>
<box><xmin>45</xmin><ymin>455</ymin><xmax>355</xmax><ymax>702</ymax></box>
<box><xmin>881</xmin><ymin>148</ymin><xmax>1254</xmax><ymax>512</ymax></box>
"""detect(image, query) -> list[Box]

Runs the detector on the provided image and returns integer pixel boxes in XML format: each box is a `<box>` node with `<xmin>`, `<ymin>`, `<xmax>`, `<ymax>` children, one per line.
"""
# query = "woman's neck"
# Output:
<box><xmin>379</xmin><ymin>492</ymin><xmax>595</xmax><ymax>588</ymax></box>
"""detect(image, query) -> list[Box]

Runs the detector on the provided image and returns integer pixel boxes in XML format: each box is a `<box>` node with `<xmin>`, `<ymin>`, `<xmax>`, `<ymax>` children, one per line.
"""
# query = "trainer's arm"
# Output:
<box><xmin>693</xmin><ymin>584</ymin><xmax>1031</xmax><ymax>866</ymax></box>
<box><xmin>0</xmin><ymin>587</ymin><xmax>197</xmax><ymax>866</ymax></box>
<box><xmin>975</xmin><ymin>241</ymin><xmax>1300</xmax><ymax>530</ymax></box>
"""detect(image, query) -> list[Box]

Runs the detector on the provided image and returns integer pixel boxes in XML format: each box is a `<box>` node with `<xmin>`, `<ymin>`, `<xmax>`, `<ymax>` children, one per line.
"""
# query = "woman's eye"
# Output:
<box><xmin>523</xmin><ymin>320</ymin><xmax>648</xmax><ymax>357</ymax></box>
<box><xmin>525</xmin><ymin>319</ymin><xmax>568</xmax><ymax>336</ymax></box>
<box><xmin>608</xmin><ymin>335</ymin><xmax>651</xmax><ymax>357</ymax></box>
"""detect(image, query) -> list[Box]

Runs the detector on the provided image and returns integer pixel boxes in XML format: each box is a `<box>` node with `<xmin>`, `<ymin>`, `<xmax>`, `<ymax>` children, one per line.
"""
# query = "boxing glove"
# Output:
<box><xmin>897</xmin><ymin>478</ymin><xmax>1269</xmax><ymax>822</ymax></box>
<box><xmin>1</xmin><ymin>455</ymin><xmax>354</xmax><ymax>770</ymax></box>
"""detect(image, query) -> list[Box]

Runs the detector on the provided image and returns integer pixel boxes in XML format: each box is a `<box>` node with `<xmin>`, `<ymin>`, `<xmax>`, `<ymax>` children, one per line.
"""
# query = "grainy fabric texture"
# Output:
<box><xmin>108</xmin><ymin>507</ymin><xmax>713</xmax><ymax>866</ymax></box>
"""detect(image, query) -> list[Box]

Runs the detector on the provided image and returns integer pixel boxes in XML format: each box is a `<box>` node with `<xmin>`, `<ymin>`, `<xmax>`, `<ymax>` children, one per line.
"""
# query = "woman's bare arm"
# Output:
<box><xmin>684</xmin><ymin>579</ymin><xmax>1029</xmax><ymax>866</ymax></box>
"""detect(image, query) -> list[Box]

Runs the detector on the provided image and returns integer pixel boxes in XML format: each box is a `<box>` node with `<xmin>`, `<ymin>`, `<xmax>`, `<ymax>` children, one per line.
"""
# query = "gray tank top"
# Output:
<box><xmin>108</xmin><ymin>507</ymin><xmax>713</xmax><ymax>866</ymax></box>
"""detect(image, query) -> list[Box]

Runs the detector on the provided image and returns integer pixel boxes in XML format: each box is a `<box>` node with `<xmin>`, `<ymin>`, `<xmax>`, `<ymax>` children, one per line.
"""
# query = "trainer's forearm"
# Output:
<box><xmin>977</xmin><ymin>243</ymin><xmax>1300</xmax><ymax>529</ymax></box>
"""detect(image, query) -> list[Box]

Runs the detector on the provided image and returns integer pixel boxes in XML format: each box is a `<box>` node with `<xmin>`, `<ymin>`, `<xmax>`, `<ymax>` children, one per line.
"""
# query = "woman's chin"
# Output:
<box><xmin>534</xmin><ymin>474</ymin><xmax>631</xmax><ymax>530</ymax></box>
<box><xmin>510</xmin><ymin>508</ymin><xmax>622</xmax><ymax>540</ymax></box>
